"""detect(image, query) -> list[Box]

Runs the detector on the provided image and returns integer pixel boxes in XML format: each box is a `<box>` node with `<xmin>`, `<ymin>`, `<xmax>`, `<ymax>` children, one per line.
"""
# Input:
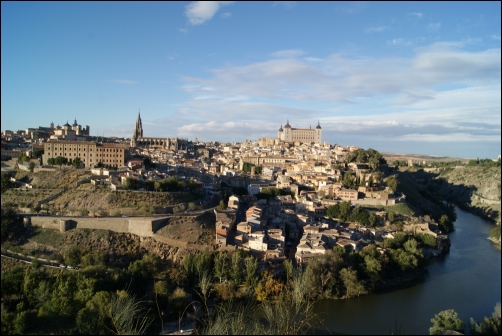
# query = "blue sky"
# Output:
<box><xmin>1</xmin><ymin>1</ymin><xmax>500</xmax><ymax>159</ymax></box>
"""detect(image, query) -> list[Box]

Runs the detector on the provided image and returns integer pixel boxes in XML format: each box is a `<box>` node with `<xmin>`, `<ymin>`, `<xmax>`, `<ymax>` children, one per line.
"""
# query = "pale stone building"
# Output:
<box><xmin>43</xmin><ymin>140</ymin><xmax>127</xmax><ymax>168</ymax></box>
<box><xmin>278</xmin><ymin>120</ymin><xmax>322</xmax><ymax>144</ymax></box>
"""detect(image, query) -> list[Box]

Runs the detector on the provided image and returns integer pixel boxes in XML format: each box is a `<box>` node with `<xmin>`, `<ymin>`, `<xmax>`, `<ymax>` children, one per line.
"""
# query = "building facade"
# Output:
<box><xmin>43</xmin><ymin>141</ymin><xmax>126</xmax><ymax>168</ymax></box>
<box><xmin>278</xmin><ymin>120</ymin><xmax>322</xmax><ymax>143</ymax></box>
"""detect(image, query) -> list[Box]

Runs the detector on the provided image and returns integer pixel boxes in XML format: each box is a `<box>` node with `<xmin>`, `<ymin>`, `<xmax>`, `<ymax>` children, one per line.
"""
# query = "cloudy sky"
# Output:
<box><xmin>1</xmin><ymin>2</ymin><xmax>500</xmax><ymax>158</ymax></box>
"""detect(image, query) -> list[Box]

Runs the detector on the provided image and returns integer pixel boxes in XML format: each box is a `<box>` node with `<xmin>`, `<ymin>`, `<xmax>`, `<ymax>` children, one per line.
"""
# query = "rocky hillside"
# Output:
<box><xmin>2</xmin><ymin>212</ymin><xmax>216</xmax><ymax>267</ymax></box>
<box><xmin>437</xmin><ymin>166</ymin><xmax>501</xmax><ymax>222</ymax></box>
<box><xmin>14</xmin><ymin>168</ymin><xmax>91</xmax><ymax>189</ymax></box>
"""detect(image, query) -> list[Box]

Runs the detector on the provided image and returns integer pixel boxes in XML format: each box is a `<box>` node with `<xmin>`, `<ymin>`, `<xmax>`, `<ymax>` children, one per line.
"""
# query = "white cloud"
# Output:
<box><xmin>365</xmin><ymin>26</ymin><xmax>389</xmax><ymax>33</ymax></box>
<box><xmin>303</xmin><ymin>57</ymin><xmax>323</xmax><ymax>63</ymax></box>
<box><xmin>427</xmin><ymin>22</ymin><xmax>441</xmax><ymax>31</ymax></box>
<box><xmin>108</xmin><ymin>80</ymin><xmax>138</xmax><ymax>84</ymax></box>
<box><xmin>491</xmin><ymin>35</ymin><xmax>501</xmax><ymax>40</ymax></box>
<box><xmin>174</xmin><ymin>41</ymin><xmax>500</xmax><ymax>151</ymax></box>
<box><xmin>410</xmin><ymin>12</ymin><xmax>423</xmax><ymax>19</ymax></box>
<box><xmin>185</xmin><ymin>1</ymin><xmax>234</xmax><ymax>25</ymax></box>
<box><xmin>221</xmin><ymin>12</ymin><xmax>231</xmax><ymax>18</ymax></box>
<box><xmin>179</xmin><ymin>28</ymin><xmax>188</xmax><ymax>34</ymax></box>
<box><xmin>273</xmin><ymin>1</ymin><xmax>297</xmax><ymax>9</ymax></box>
<box><xmin>387</xmin><ymin>38</ymin><xmax>412</xmax><ymax>46</ymax></box>
<box><xmin>181</xmin><ymin>43</ymin><xmax>500</xmax><ymax>106</ymax></box>
<box><xmin>270</xmin><ymin>49</ymin><xmax>305</xmax><ymax>58</ymax></box>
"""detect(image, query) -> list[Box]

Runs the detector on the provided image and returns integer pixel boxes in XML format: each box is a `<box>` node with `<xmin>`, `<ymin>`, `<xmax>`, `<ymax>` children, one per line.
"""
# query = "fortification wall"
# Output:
<box><xmin>128</xmin><ymin>218</ymin><xmax>155</xmax><ymax>236</ymax></box>
<box><xmin>74</xmin><ymin>218</ymin><xmax>130</xmax><ymax>233</ymax></box>
<box><xmin>37</xmin><ymin>189</ymin><xmax>66</xmax><ymax>207</ymax></box>
<box><xmin>30</xmin><ymin>217</ymin><xmax>62</xmax><ymax>230</ymax></box>
<box><xmin>352</xmin><ymin>198</ymin><xmax>396</xmax><ymax>206</ymax></box>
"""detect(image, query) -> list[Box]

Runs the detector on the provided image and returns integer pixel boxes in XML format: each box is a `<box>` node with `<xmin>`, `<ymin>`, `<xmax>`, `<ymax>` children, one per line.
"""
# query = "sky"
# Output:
<box><xmin>1</xmin><ymin>1</ymin><xmax>500</xmax><ymax>159</ymax></box>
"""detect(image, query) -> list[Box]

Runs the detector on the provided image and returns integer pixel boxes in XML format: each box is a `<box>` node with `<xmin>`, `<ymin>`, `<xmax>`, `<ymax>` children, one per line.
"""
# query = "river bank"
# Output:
<box><xmin>314</xmin><ymin>207</ymin><xmax>501</xmax><ymax>335</ymax></box>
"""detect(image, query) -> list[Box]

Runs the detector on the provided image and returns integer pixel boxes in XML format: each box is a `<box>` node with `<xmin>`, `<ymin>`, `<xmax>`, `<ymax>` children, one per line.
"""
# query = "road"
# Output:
<box><xmin>1</xmin><ymin>251</ymin><xmax>76</xmax><ymax>270</ymax></box>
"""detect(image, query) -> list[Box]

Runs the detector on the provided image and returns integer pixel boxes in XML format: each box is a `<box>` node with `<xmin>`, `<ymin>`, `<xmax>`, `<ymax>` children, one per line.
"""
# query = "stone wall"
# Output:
<box><xmin>37</xmin><ymin>189</ymin><xmax>66</xmax><ymax>207</ymax></box>
<box><xmin>75</xmin><ymin>178</ymin><xmax>91</xmax><ymax>188</ymax></box>
<box><xmin>30</xmin><ymin>217</ymin><xmax>61</xmax><ymax>230</ymax></box>
<box><xmin>29</xmin><ymin>215</ymin><xmax>173</xmax><ymax>237</ymax></box>
<box><xmin>352</xmin><ymin>198</ymin><xmax>397</xmax><ymax>206</ymax></box>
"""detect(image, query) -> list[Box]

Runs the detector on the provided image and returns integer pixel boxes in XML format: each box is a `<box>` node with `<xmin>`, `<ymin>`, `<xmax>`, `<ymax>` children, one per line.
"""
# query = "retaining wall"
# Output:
<box><xmin>75</xmin><ymin>178</ymin><xmax>91</xmax><ymax>188</ymax></box>
<box><xmin>37</xmin><ymin>189</ymin><xmax>66</xmax><ymax>207</ymax></box>
<box><xmin>29</xmin><ymin>215</ymin><xmax>173</xmax><ymax>237</ymax></box>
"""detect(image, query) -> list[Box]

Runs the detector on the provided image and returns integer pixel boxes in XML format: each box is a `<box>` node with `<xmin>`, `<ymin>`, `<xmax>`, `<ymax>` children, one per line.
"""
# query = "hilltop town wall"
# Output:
<box><xmin>29</xmin><ymin>216</ymin><xmax>170</xmax><ymax>236</ymax></box>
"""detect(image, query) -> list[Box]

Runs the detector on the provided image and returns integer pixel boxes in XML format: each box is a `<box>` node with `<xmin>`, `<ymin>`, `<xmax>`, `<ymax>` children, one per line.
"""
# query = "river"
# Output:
<box><xmin>314</xmin><ymin>207</ymin><xmax>501</xmax><ymax>335</ymax></box>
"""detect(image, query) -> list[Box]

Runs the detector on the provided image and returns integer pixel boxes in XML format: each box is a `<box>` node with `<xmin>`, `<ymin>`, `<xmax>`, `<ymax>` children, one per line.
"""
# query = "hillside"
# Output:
<box><xmin>3</xmin><ymin>169</ymin><xmax>200</xmax><ymax>215</ymax></box>
<box><xmin>2</xmin><ymin>212</ymin><xmax>216</xmax><ymax>266</ymax></box>
<box><xmin>437</xmin><ymin>166</ymin><xmax>501</xmax><ymax>222</ymax></box>
<box><xmin>395</xmin><ymin>166</ymin><xmax>501</xmax><ymax>224</ymax></box>
<box><xmin>14</xmin><ymin>168</ymin><xmax>91</xmax><ymax>189</ymax></box>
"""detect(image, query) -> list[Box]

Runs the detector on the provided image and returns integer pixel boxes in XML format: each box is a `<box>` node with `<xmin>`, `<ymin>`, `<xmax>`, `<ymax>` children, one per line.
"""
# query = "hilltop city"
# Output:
<box><xmin>2</xmin><ymin>112</ymin><xmax>500</xmax><ymax>335</ymax></box>
<box><xmin>1</xmin><ymin>112</ymin><xmax>453</xmax><ymax>264</ymax></box>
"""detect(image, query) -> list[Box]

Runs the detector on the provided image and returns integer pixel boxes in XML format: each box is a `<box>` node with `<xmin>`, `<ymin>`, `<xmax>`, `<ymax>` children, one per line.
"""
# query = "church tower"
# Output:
<box><xmin>131</xmin><ymin>111</ymin><xmax>143</xmax><ymax>147</ymax></box>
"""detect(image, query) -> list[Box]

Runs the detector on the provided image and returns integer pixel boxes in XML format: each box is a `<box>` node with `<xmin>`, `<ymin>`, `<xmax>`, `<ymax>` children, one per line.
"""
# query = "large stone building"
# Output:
<box><xmin>278</xmin><ymin>120</ymin><xmax>322</xmax><ymax>143</ymax></box>
<box><xmin>43</xmin><ymin>140</ymin><xmax>126</xmax><ymax>168</ymax></box>
<box><xmin>130</xmin><ymin>112</ymin><xmax>191</xmax><ymax>151</ymax></box>
<box><xmin>50</xmin><ymin>119</ymin><xmax>90</xmax><ymax>141</ymax></box>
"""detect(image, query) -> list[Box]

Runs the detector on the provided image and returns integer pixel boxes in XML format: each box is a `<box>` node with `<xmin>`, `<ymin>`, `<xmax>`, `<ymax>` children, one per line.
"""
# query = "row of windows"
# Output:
<box><xmin>47</xmin><ymin>146</ymin><xmax>123</xmax><ymax>153</ymax></box>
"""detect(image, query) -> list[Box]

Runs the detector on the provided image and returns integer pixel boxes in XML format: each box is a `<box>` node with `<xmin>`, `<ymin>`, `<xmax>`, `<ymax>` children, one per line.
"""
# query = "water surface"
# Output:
<box><xmin>314</xmin><ymin>208</ymin><xmax>501</xmax><ymax>335</ymax></box>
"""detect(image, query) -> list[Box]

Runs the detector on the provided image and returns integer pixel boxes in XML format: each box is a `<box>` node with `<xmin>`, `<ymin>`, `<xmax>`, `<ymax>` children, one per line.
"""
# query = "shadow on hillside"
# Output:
<box><xmin>397</xmin><ymin>169</ymin><xmax>499</xmax><ymax>223</ymax></box>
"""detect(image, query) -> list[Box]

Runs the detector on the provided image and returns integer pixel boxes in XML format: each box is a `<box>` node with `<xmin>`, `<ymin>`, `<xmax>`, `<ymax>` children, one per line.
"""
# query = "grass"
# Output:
<box><xmin>2</xmin><ymin>189</ymin><xmax>63</xmax><ymax>207</ymax></box>
<box><xmin>31</xmin><ymin>227</ymin><xmax>65</xmax><ymax>248</ymax></box>
<box><xmin>384</xmin><ymin>203</ymin><xmax>414</xmax><ymax>216</ymax></box>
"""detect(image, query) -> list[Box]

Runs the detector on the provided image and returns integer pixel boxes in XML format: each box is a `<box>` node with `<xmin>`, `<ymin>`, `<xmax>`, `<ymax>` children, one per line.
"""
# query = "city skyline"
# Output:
<box><xmin>1</xmin><ymin>2</ymin><xmax>500</xmax><ymax>158</ymax></box>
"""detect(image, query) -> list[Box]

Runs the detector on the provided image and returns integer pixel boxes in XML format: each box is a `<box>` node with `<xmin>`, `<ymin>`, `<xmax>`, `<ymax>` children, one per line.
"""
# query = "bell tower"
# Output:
<box><xmin>131</xmin><ymin>110</ymin><xmax>143</xmax><ymax>147</ymax></box>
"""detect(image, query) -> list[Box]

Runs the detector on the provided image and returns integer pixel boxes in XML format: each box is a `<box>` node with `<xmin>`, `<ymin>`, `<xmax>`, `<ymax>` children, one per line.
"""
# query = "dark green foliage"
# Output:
<box><xmin>326</xmin><ymin>201</ymin><xmax>355</xmax><ymax>222</ymax></box>
<box><xmin>1</xmin><ymin>173</ymin><xmax>13</xmax><ymax>193</ymax></box>
<box><xmin>65</xmin><ymin>245</ymin><xmax>81</xmax><ymax>266</ymax></box>
<box><xmin>469</xmin><ymin>302</ymin><xmax>501</xmax><ymax>335</ymax></box>
<box><xmin>345</xmin><ymin>148</ymin><xmax>387</xmax><ymax>168</ymax></box>
<box><xmin>415</xmin><ymin>233</ymin><xmax>437</xmax><ymax>248</ymax></box>
<box><xmin>242</xmin><ymin>162</ymin><xmax>262</xmax><ymax>175</ymax></box>
<box><xmin>429</xmin><ymin>309</ymin><xmax>465</xmax><ymax>335</ymax></box>
<box><xmin>466</xmin><ymin>158</ymin><xmax>501</xmax><ymax>167</ymax></box>
<box><xmin>71</xmin><ymin>157</ymin><xmax>82</xmax><ymax>168</ymax></box>
<box><xmin>1</xmin><ymin>267</ymin><xmax>25</xmax><ymax>298</ymax></box>
<box><xmin>386</xmin><ymin>175</ymin><xmax>399</xmax><ymax>192</ymax></box>
<box><xmin>1</xmin><ymin>207</ymin><xmax>19</xmax><ymax>242</ymax></box>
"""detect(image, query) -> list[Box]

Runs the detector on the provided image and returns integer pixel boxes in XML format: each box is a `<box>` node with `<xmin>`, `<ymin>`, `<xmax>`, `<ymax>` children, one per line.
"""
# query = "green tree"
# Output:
<box><xmin>72</xmin><ymin>157</ymin><xmax>82</xmax><ymax>168</ymax></box>
<box><xmin>342</xmin><ymin>172</ymin><xmax>354</xmax><ymax>189</ymax></box>
<box><xmin>415</xmin><ymin>233</ymin><xmax>437</xmax><ymax>248</ymax></box>
<box><xmin>213</xmin><ymin>251</ymin><xmax>229</xmax><ymax>283</ymax></box>
<box><xmin>339</xmin><ymin>267</ymin><xmax>366</xmax><ymax>298</ymax></box>
<box><xmin>28</xmin><ymin>161</ymin><xmax>35</xmax><ymax>172</ymax></box>
<box><xmin>244</xmin><ymin>256</ymin><xmax>258</xmax><ymax>288</ymax></box>
<box><xmin>388</xmin><ymin>212</ymin><xmax>395</xmax><ymax>223</ymax></box>
<box><xmin>429</xmin><ymin>309</ymin><xmax>465</xmax><ymax>335</ymax></box>
<box><xmin>65</xmin><ymin>245</ymin><xmax>81</xmax><ymax>266</ymax></box>
<box><xmin>1</xmin><ymin>173</ymin><xmax>13</xmax><ymax>193</ymax></box>
<box><xmin>231</xmin><ymin>250</ymin><xmax>244</xmax><ymax>284</ymax></box>
<box><xmin>439</xmin><ymin>214</ymin><xmax>453</xmax><ymax>233</ymax></box>
<box><xmin>469</xmin><ymin>302</ymin><xmax>501</xmax><ymax>335</ymax></box>
<box><xmin>326</xmin><ymin>204</ymin><xmax>340</xmax><ymax>219</ymax></box>
<box><xmin>386</xmin><ymin>176</ymin><xmax>399</xmax><ymax>192</ymax></box>
<box><xmin>339</xmin><ymin>201</ymin><xmax>352</xmax><ymax>222</ymax></box>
